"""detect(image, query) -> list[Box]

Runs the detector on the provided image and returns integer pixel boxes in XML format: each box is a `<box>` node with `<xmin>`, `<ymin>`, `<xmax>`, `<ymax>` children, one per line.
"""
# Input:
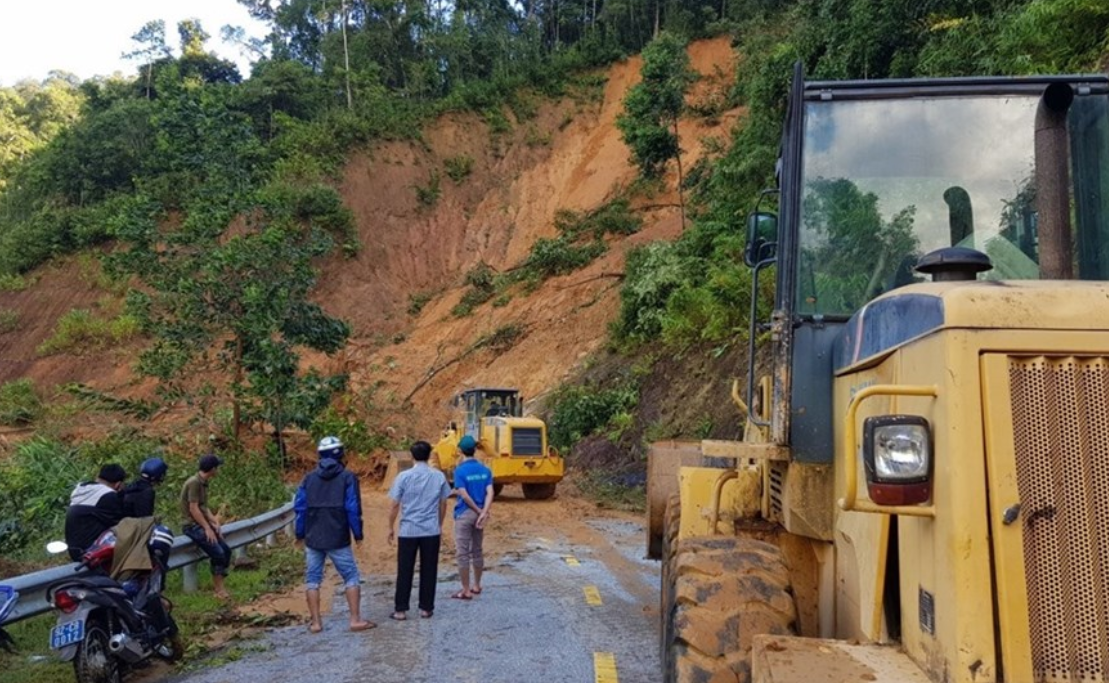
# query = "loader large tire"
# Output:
<box><xmin>646</xmin><ymin>441</ymin><xmax>702</xmax><ymax>559</ymax></box>
<box><xmin>659</xmin><ymin>494</ymin><xmax>682</xmax><ymax>667</ymax></box>
<box><xmin>663</xmin><ymin>536</ymin><xmax>797</xmax><ymax>683</ymax></box>
<box><xmin>522</xmin><ymin>483</ymin><xmax>556</xmax><ymax>500</ymax></box>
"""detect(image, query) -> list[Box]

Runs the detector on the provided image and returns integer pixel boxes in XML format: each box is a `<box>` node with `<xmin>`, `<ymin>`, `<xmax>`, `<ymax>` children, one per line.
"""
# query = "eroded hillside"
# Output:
<box><xmin>0</xmin><ymin>38</ymin><xmax>740</xmax><ymax>450</ymax></box>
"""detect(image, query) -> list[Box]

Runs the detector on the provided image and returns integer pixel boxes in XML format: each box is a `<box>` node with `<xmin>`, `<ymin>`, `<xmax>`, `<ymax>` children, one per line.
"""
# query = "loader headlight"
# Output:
<box><xmin>863</xmin><ymin>415</ymin><xmax>932</xmax><ymax>505</ymax></box>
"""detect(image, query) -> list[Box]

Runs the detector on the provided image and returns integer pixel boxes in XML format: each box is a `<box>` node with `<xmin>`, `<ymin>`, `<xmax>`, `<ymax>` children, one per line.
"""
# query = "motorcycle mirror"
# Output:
<box><xmin>46</xmin><ymin>541</ymin><xmax>69</xmax><ymax>555</ymax></box>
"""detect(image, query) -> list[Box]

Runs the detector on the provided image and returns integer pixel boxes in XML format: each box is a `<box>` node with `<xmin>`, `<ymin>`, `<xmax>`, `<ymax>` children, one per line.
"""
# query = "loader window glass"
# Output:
<box><xmin>796</xmin><ymin>92</ymin><xmax>1109</xmax><ymax>316</ymax></box>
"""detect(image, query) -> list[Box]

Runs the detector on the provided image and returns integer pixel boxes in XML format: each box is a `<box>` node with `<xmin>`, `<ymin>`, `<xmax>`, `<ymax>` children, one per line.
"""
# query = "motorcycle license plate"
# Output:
<box><xmin>50</xmin><ymin>619</ymin><xmax>84</xmax><ymax>649</ymax></box>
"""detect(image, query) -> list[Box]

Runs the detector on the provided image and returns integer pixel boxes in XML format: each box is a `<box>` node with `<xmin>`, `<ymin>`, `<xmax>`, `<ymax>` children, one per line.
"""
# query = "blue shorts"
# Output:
<box><xmin>305</xmin><ymin>545</ymin><xmax>361</xmax><ymax>590</ymax></box>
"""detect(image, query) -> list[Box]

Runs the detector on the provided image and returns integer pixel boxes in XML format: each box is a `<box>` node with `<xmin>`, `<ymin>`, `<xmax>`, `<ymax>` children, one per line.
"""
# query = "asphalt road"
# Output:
<box><xmin>164</xmin><ymin>514</ymin><xmax>661</xmax><ymax>683</ymax></box>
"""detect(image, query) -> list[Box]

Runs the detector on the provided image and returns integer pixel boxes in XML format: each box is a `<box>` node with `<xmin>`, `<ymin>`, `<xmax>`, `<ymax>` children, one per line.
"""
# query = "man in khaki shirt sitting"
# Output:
<box><xmin>180</xmin><ymin>454</ymin><xmax>231</xmax><ymax>599</ymax></box>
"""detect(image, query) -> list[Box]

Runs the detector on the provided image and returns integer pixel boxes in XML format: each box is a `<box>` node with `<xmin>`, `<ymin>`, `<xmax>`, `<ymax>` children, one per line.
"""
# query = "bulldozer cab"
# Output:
<box><xmin>455</xmin><ymin>388</ymin><xmax>524</xmax><ymax>439</ymax></box>
<box><xmin>750</xmin><ymin>68</ymin><xmax>1108</xmax><ymax>459</ymax></box>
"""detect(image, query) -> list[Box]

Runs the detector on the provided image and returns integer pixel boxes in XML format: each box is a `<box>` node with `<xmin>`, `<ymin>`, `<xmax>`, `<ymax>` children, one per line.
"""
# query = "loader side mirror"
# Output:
<box><xmin>744</xmin><ymin>211</ymin><xmax>778</xmax><ymax>267</ymax></box>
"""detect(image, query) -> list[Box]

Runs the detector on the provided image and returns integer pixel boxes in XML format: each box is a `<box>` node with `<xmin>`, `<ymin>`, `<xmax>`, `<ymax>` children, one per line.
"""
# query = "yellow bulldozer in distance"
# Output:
<box><xmin>650</xmin><ymin>67</ymin><xmax>1109</xmax><ymax>683</ymax></box>
<box><xmin>428</xmin><ymin>387</ymin><xmax>564</xmax><ymax>500</ymax></box>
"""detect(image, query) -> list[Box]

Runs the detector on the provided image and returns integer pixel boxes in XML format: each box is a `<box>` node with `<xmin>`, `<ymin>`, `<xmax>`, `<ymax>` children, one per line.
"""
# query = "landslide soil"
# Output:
<box><xmin>0</xmin><ymin>37</ymin><xmax>745</xmax><ymax>460</ymax></box>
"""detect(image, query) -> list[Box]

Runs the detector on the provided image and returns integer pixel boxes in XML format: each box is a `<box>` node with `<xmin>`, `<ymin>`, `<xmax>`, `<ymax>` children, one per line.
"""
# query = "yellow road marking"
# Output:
<box><xmin>564</xmin><ymin>556</ymin><xmax>580</xmax><ymax>566</ymax></box>
<box><xmin>583</xmin><ymin>585</ymin><xmax>603</xmax><ymax>605</ymax></box>
<box><xmin>594</xmin><ymin>652</ymin><xmax>619</xmax><ymax>683</ymax></box>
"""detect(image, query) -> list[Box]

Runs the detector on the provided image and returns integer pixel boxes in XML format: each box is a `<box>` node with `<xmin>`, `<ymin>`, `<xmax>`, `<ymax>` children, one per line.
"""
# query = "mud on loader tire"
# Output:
<box><xmin>662</xmin><ymin>535</ymin><xmax>798</xmax><ymax>683</ymax></box>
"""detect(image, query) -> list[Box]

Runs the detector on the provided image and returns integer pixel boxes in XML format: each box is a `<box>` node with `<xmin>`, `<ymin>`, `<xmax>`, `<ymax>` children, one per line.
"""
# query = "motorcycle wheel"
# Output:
<box><xmin>74</xmin><ymin>614</ymin><xmax>122</xmax><ymax>683</ymax></box>
<box><xmin>165</xmin><ymin>614</ymin><xmax>184</xmax><ymax>662</ymax></box>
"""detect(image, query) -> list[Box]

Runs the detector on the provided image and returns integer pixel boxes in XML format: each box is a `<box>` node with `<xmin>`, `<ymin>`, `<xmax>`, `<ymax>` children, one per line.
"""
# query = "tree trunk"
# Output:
<box><xmin>341</xmin><ymin>0</ymin><xmax>353</xmax><ymax>109</ymax></box>
<box><xmin>233</xmin><ymin>336</ymin><xmax>242</xmax><ymax>444</ymax></box>
<box><xmin>673</xmin><ymin>119</ymin><xmax>686</xmax><ymax>232</ymax></box>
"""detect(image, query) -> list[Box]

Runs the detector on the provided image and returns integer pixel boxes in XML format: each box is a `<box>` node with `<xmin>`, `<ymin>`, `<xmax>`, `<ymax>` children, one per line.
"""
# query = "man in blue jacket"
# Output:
<box><xmin>294</xmin><ymin>436</ymin><xmax>374</xmax><ymax>633</ymax></box>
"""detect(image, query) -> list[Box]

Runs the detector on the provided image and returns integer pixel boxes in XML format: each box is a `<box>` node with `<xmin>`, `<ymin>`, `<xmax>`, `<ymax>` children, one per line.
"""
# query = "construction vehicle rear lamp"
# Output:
<box><xmin>863</xmin><ymin>415</ymin><xmax>931</xmax><ymax>505</ymax></box>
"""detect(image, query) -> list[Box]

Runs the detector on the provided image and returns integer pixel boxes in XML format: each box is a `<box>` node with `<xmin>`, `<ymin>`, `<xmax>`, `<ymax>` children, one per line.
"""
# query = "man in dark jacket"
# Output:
<box><xmin>293</xmin><ymin>436</ymin><xmax>373</xmax><ymax>633</ymax></box>
<box><xmin>122</xmin><ymin>457</ymin><xmax>168</xmax><ymax>518</ymax></box>
<box><xmin>64</xmin><ymin>464</ymin><xmax>127</xmax><ymax>561</ymax></box>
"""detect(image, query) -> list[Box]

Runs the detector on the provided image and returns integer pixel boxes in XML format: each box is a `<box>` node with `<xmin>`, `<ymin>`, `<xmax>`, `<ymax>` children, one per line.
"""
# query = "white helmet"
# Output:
<box><xmin>317</xmin><ymin>436</ymin><xmax>344</xmax><ymax>460</ymax></box>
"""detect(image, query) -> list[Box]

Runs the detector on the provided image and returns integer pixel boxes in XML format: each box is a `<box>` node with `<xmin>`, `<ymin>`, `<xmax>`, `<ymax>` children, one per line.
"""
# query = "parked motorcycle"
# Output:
<box><xmin>46</xmin><ymin>518</ymin><xmax>181</xmax><ymax>683</ymax></box>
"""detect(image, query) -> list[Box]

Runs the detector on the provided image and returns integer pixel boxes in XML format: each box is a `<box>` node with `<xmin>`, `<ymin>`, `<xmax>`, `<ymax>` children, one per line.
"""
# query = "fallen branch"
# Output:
<box><xmin>557</xmin><ymin>272</ymin><xmax>624</xmax><ymax>290</ymax></box>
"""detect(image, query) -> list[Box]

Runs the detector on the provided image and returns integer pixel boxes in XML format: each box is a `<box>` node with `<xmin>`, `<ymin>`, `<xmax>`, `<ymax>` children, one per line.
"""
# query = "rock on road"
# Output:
<box><xmin>164</xmin><ymin>489</ymin><xmax>662</xmax><ymax>683</ymax></box>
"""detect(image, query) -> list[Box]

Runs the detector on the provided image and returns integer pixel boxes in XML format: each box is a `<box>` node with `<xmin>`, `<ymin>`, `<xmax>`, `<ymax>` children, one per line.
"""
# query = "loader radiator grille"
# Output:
<box><xmin>511</xmin><ymin>428</ymin><xmax>543</xmax><ymax>456</ymax></box>
<box><xmin>1008</xmin><ymin>355</ymin><xmax>1109</xmax><ymax>682</ymax></box>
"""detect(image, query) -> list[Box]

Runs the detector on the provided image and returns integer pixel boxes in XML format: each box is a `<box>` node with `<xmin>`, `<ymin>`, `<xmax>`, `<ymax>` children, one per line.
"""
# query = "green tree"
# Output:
<box><xmin>616</xmin><ymin>32</ymin><xmax>695</xmax><ymax>178</ymax></box>
<box><xmin>111</xmin><ymin>189</ymin><xmax>351</xmax><ymax>452</ymax></box>
<box><xmin>124</xmin><ymin>20</ymin><xmax>172</xmax><ymax>99</ymax></box>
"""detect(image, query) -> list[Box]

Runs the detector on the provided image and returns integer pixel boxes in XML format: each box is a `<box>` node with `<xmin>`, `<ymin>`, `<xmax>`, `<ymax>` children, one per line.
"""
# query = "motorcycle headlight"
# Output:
<box><xmin>862</xmin><ymin>415</ymin><xmax>932</xmax><ymax>506</ymax></box>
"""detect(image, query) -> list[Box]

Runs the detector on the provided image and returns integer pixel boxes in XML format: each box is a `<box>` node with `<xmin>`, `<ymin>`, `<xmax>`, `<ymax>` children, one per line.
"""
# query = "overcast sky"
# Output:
<box><xmin>0</xmin><ymin>0</ymin><xmax>270</xmax><ymax>86</ymax></box>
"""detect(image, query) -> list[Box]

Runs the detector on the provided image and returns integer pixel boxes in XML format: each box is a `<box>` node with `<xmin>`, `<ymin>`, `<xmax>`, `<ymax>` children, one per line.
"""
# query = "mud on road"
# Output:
<box><xmin>165</xmin><ymin>486</ymin><xmax>661</xmax><ymax>683</ymax></box>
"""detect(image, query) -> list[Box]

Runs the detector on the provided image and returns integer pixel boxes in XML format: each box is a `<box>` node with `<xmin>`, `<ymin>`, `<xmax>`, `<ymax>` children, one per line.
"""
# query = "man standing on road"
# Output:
<box><xmin>294</xmin><ymin>436</ymin><xmax>374</xmax><ymax>634</ymax></box>
<box><xmin>64</xmin><ymin>464</ymin><xmax>127</xmax><ymax>561</ymax></box>
<box><xmin>387</xmin><ymin>440</ymin><xmax>451</xmax><ymax>620</ymax></box>
<box><xmin>181</xmin><ymin>454</ymin><xmax>232</xmax><ymax>599</ymax></box>
<box><xmin>451</xmin><ymin>435</ymin><xmax>493</xmax><ymax>600</ymax></box>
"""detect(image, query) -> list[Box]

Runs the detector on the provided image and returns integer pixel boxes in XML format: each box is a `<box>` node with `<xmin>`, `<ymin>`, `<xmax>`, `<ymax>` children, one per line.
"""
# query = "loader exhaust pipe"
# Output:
<box><xmin>1035</xmin><ymin>82</ymin><xmax>1075</xmax><ymax>280</ymax></box>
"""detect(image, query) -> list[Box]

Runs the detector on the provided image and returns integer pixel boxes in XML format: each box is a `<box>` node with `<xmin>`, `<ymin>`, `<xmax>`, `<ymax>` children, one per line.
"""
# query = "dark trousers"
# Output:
<box><xmin>394</xmin><ymin>535</ymin><xmax>440</xmax><ymax>613</ymax></box>
<box><xmin>183</xmin><ymin>525</ymin><xmax>231</xmax><ymax>576</ymax></box>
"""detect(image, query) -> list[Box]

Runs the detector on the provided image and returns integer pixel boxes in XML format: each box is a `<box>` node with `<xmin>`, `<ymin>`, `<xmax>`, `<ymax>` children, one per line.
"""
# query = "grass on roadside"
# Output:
<box><xmin>570</xmin><ymin>470</ymin><xmax>646</xmax><ymax>512</ymax></box>
<box><xmin>0</xmin><ymin>540</ymin><xmax>302</xmax><ymax>683</ymax></box>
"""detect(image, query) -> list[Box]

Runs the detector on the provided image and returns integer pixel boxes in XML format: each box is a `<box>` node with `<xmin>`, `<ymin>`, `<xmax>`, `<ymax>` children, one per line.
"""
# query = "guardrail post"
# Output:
<box><xmin>266</xmin><ymin>532</ymin><xmax>277</xmax><ymax>547</ymax></box>
<box><xmin>182</xmin><ymin>563</ymin><xmax>198</xmax><ymax>593</ymax></box>
<box><xmin>233</xmin><ymin>546</ymin><xmax>248</xmax><ymax>561</ymax></box>
<box><xmin>284</xmin><ymin>520</ymin><xmax>294</xmax><ymax>538</ymax></box>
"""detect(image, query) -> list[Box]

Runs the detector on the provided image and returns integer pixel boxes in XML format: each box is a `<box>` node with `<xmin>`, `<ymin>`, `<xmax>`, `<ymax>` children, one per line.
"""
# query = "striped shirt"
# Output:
<box><xmin>388</xmin><ymin>463</ymin><xmax>451</xmax><ymax>538</ymax></box>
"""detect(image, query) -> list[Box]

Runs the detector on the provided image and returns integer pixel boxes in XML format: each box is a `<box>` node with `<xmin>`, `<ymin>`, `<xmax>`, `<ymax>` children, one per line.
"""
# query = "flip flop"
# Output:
<box><xmin>451</xmin><ymin>591</ymin><xmax>473</xmax><ymax>600</ymax></box>
<box><xmin>420</xmin><ymin>610</ymin><xmax>433</xmax><ymax>619</ymax></box>
<box><xmin>308</xmin><ymin>623</ymin><xmax>323</xmax><ymax>634</ymax></box>
<box><xmin>471</xmin><ymin>587</ymin><xmax>482</xmax><ymax>595</ymax></box>
<box><xmin>390</xmin><ymin>612</ymin><xmax>407</xmax><ymax>621</ymax></box>
<box><xmin>350</xmin><ymin>621</ymin><xmax>376</xmax><ymax>632</ymax></box>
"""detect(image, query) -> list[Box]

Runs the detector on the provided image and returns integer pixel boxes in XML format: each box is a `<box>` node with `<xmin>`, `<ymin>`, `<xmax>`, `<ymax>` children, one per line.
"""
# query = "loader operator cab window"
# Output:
<box><xmin>796</xmin><ymin>87</ymin><xmax>1109</xmax><ymax>317</ymax></box>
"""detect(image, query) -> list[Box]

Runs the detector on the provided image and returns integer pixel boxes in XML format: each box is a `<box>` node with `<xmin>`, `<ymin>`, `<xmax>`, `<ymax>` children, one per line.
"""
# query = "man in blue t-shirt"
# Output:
<box><xmin>451</xmin><ymin>435</ymin><xmax>494</xmax><ymax>599</ymax></box>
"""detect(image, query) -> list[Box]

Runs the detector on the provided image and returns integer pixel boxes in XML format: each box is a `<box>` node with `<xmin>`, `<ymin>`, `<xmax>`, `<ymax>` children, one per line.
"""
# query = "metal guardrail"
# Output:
<box><xmin>0</xmin><ymin>501</ymin><xmax>295</xmax><ymax>626</ymax></box>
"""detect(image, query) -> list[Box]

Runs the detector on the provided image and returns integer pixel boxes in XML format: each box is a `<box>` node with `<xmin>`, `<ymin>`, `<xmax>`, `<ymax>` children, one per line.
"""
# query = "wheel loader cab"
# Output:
<box><xmin>657</xmin><ymin>67</ymin><xmax>1108</xmax><ymax>683</ymax></box>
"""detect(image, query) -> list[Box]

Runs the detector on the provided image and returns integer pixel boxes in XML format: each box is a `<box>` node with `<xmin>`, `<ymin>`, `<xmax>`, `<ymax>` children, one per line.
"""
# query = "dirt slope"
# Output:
<box><xmin>323</xmin><ymin>36</ymin><xmax>740</xmax><ymax>441</ymax></box>
<box><xmin>0</xmin><ymin>37</ymin><xmax>740</xmax><ymax>450</ymax></box>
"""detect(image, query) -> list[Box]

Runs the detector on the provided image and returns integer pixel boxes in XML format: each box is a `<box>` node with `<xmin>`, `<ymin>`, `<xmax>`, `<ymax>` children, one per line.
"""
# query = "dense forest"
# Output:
<box><xmin>0</xmin><ymin>0</ymin><xmax>1105</xmax><ymax>557</ymax></box>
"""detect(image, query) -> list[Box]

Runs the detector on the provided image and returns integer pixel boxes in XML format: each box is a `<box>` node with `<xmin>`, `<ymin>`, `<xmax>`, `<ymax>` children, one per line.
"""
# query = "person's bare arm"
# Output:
<box><xmin>456</xmin><ymin>487</ymin><xmax>482</xmax><ymax>514</ymax></box>
<box><xmin>477</xmin><ymin>483</ymin><xmax>494</xmax><ymax>528</ymax></box>
<box><xmin>189</xmin><ymin>502</ymin><xmax>218</xmax><ymax>543</ymax></box>
<box><xmin>387</xmin><ymin>499</ymin><xmax>400</xmax><ymax>545</ymax></box>
<box><xmin>438</xmin><ymin>498</ymin><xmax>447</xmax><ymax>526</ymax></box>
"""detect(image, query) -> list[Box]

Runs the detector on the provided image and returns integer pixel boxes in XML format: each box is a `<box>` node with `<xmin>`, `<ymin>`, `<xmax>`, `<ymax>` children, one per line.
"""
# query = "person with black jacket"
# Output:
<box><xmin>64</xmin><ymin>464</ymin><xmax>126</xmax><ymax>561</ymax></box>
<box><xmin>121</xmin><ymin>457</ymin><xmax>169</xmax><ymax>518</ymax></box>
<box><xmin>293</xmin><ymin>436</ymin><xmax>373</xmax><ymax>634</ymax></box>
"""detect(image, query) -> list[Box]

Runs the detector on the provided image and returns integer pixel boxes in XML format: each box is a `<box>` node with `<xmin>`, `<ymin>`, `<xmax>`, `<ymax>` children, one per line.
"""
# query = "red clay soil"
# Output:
<box><xmin>0</xmin><ymin>37</ymin><xmax>741</xmax><ymax>453</ymax></box>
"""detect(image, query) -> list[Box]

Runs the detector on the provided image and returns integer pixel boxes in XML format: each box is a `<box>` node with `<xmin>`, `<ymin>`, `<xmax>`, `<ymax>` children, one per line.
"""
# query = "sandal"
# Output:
<box><xmin>471</xmin><ymin>587</ymin><xmax>482</xmax><ymax>595</ymax></box>
<box><xmin>389</xmin><ymin>612</ymin><xmax>407</xmax><ymax>621</ymax></box>
<box><xmin>308</xmin><ymin>623</ymin><xmax>323</xmax><ymax>634</ymax></box>
<box><xmin>420</xmin><ymin>610</ymin><xmax>433</xmax><ymax>619</ymax></box>
<box><xmin>451</xmin><ymin>590</ymin><xmax>473</xmax><ymax>600</ymax></box>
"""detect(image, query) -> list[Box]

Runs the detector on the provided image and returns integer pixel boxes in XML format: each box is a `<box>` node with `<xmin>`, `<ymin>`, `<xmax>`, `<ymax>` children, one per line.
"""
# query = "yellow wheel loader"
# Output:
<box><xmin>429</xmin><ymin>387</ymin><xmax>564</xmax><ymax>499</ymax></box>
<box><xmin>651</xmin><ymin>67</ymin><xmax>1109</xmax><ymax>683</ymax></box>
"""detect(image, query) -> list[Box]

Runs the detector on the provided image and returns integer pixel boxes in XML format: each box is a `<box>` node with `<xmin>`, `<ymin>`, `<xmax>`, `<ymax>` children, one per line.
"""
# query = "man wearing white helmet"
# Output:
<box><xmin>294</xmin><ymin>436</ymin><xmax>374</xmax><ymax>633</ymax></box>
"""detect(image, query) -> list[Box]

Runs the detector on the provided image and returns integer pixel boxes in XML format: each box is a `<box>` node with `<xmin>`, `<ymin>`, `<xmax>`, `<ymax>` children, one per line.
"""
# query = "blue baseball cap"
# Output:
<box><xmin>458</xmin><ymin>435</ymin><xmax>477</xmax><ymax>454</ymax></box>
